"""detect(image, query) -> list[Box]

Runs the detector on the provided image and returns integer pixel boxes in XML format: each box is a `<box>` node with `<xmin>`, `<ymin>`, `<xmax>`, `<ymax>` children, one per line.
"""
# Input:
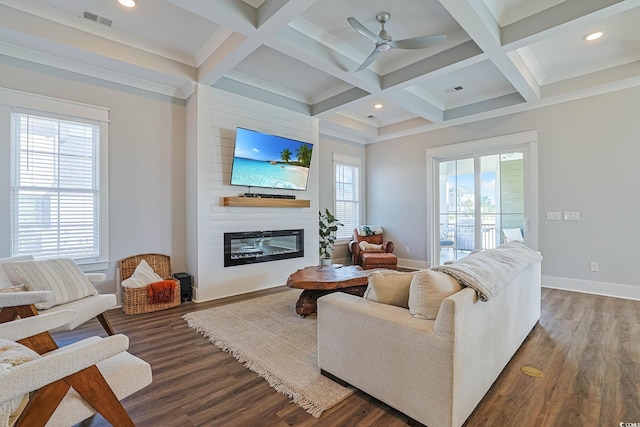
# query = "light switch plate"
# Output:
<box><xmin>547</xmin><ymin>211</ymin><xmax>561</xmax><ymax>220</ymax></box>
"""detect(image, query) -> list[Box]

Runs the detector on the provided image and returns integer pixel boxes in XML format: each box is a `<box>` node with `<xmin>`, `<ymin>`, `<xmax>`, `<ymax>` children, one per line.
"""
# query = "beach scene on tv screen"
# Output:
<box><xmin>231</xmin><ymin>129</ymin><xmax>312</xmax><ymax>190</ymax></box>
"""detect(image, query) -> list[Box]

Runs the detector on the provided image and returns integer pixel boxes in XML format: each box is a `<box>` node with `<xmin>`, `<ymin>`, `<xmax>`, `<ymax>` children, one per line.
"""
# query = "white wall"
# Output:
<box><xmin>366</xmin><ymin>86</ymin><xmax>640</xmax><ymax>298</ymax></box>
<box><xmin>186</xmin><ymin>85</ymin><xmax>319</xmax><ymax>302</ymax></box>
<box><xmin>0</xmin><ymin>56</ymin><xmax>187</xmax><ymax>295</ymax></box>
<box><xmin>318</xmin><ymin>135</ymin><xmax>366</xmax><ymax>264</ymax></box>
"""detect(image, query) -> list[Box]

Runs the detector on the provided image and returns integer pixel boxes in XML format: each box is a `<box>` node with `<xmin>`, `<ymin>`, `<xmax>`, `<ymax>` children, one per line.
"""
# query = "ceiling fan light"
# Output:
<box><xmin>377</xmin><ymin>43</ymin><xmax>391</xmax><ymax>52</ymax></box>
<box><xmin>118</xmin><ymin>0</ymin><xmax>136</xmax><ymax>8</ymax></box>
<box><xmin>584</xmin><ymin>31</ymin><xmax>603</xmax><ymax>41</ymax></box>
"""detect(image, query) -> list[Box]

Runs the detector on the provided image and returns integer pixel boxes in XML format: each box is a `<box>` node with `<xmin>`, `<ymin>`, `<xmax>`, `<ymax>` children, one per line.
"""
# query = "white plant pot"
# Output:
<box><xmin>320</xmin><ymin>257</ymin><xmax>332</xmax><ymax>266</ymax></box>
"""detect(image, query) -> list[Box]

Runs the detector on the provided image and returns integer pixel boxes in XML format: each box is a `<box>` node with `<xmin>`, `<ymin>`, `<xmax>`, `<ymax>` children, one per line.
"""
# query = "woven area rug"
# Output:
<box><xmin>182</xmin><ymin>290</ymin><xmax>354</xmax><ymax>417</ymax></box>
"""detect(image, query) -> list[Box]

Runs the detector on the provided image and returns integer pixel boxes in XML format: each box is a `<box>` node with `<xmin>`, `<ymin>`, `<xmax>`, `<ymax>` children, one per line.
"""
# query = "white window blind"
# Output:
<box><xmin>11</xmin><ymin>112</ymin><xmax>101</xmax><ymax>261</ymax></box>
<box><xmin>334</xmin><ymin>154</ymin><xmax>361</xmax><ymax>240</ymax></box>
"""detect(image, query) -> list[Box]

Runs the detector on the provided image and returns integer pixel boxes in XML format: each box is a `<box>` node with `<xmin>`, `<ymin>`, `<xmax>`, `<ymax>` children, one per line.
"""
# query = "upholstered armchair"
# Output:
<box><xmin>0</xmin><ymin>255</ymin><xmax>116</xmax><ymax>335</ymax></box>
<box><xmin>0</xmin><ymin>291</ymin><xmax>152</xmax><ymax>427</ymax></box>
<box><xmin>349</xmin><ymin>226</ymin><xmax>398</xmax><ymax>270</ymax></box>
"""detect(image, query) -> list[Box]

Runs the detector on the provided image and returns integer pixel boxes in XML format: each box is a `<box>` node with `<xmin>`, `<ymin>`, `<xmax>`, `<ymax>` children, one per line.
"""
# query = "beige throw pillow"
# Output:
<box><xmin>408</xmin><ymin>269</ymin><xmax>462</xmax><ymax>320</ymax></box>
<box><xmin>11</xmin><ymin>258</ymin><xmax>97</xmax><ymax>310</ymax></box>
<box><xmin>363</xmin><ymin>270</ymin><xmax>415</xmax><ymax>308</ymax></box>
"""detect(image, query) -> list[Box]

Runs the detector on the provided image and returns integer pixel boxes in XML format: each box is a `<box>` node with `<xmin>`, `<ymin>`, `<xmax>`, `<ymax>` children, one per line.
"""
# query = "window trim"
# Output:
<box><xmin>333</xmin><ymin>153</ymin><xmax>363</xmax><ymax>242</ymax></box>
<box><xmin>1</xmin><ymin>88</ymin><xmax>109</xmax><ymax>271</ymax></box>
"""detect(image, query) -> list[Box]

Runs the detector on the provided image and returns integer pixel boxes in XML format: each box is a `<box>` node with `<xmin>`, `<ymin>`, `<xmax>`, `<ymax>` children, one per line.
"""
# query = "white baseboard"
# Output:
<box><xmin>397</xmin><ymin>258</ymin><xmax>429</xmax><ymax>271</ymax></box>
<box><xmin>542</xmin><ymin>275</ymin><xmax>640</xmax><ymax>301</ymax></box>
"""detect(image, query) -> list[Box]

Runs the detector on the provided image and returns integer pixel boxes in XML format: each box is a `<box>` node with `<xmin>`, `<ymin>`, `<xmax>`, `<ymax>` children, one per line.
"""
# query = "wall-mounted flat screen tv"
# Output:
<box><xmin>230</xmin><ymin>127</ymin><xmax>313</xmax><ymax>191</ymax></box>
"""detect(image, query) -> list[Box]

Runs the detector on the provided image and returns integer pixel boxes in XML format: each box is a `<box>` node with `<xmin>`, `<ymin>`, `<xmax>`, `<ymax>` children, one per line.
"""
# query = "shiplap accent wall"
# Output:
<box><xmin>187</xmin><ymin>85</ymin><xmax>318</xmax><ymax>302</ymax></box>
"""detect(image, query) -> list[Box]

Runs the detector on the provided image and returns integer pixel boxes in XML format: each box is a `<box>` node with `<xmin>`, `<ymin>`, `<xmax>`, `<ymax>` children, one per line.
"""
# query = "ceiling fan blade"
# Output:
<box><xmin>355</xmin><ymin>47</ymin><xmax>382</xmax><ymax>72</ymax></box>
<box><xmin>389</xmin><ymin>34</ymin><xmax>447</xmax><ymax>50</ymax></box>
<box><xmin>347</xmin><ymin>17</ymin><xmax>380</xmax><ymax>43</ymax></box>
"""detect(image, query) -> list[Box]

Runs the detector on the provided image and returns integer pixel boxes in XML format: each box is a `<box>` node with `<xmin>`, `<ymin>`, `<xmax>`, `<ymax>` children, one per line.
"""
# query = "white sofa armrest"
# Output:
<box><xmin>317</xmin><ymin>292</ymin><xmax>454</xmax><ymax>426</ymax></box>
<box><xmin>0</xmin><ymin>334</ymin><xmax>129</xmax><ymax>402</ymax></box>
<box><xmin>0</xmin><ymin>290</ymin><xmax>53</xmax><ymax>307</ymax></box>
<box><xmin>0</xmin><ymin>310</ymin><xmax>76</xmax><ymax>341</ymax></box>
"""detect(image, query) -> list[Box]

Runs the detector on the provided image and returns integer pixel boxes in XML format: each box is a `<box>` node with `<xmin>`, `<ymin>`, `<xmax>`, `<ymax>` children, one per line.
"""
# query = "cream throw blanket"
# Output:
<box><xmin>431</xmin><ymin>241</ymin><xmax>542</xmax><ymax>301</ymax></box>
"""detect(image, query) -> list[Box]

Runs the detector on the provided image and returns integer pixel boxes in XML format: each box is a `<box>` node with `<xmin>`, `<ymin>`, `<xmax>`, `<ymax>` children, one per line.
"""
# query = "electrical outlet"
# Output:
<box><xmin>405</xmin><ymin>246</ymin><xmax>410</xmax><ymax>254</ymax></box>
<box><xmin>590</xmin><ymin>262</ymin><xmax>599</xmax><ymax>272</ymax></box>
<box><xmin>564</xmin><ymin>211</ymin><xmax>580</xmax><ymax>221</ymax></box>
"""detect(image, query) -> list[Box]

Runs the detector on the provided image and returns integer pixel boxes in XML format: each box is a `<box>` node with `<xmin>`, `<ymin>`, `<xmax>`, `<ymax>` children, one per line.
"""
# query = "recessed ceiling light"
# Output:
<box><xmin>584</xmin><ymin>31</ymin><xmax>603</xmax><ymax>41</ymax></box>
<box><xmin>118</xmin><ymin>0</ymin><xmax>136</xmax><ymax>7</ymax></box>
<box><xmin>374</xmin><ymin>103</ymin><xmax>383</xmax><ymax>109</ymax></box>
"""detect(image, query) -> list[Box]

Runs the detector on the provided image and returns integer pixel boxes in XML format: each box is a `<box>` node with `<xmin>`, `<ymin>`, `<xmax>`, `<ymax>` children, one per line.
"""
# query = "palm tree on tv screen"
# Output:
<box><xmin>280</xmin><ymin>148</ymin><xmax>292</xmax><ymax>163</ymax></box>
<box><xmin>295</xmin><ymin>144</ymin><xmax>312</xmax><ymax>168</ymax></box>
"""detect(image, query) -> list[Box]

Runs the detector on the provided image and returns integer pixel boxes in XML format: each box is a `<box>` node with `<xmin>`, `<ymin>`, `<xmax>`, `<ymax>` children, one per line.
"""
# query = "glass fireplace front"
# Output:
<box><xmin>224</xmin><ymin>229</ymin><xmax>304</xmax><ymax>267</ymax></box>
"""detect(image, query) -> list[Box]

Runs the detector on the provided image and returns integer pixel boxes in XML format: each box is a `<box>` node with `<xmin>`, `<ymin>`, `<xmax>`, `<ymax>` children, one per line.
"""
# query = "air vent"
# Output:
<box><xmin>444</xmin><ymin>86</ymin><xmax>464</xmax><ymax>94</ymax></box>
<box><xmin>82</xmin><ymin>10</ymin><xmax>113</xmax><ymax>27</ymax></box>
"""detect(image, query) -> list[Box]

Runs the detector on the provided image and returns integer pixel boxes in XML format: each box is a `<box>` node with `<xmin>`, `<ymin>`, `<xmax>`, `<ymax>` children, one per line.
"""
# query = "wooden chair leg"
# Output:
<box><xmin>66</xmin><ymin>365</ymin><xmax>135</xmax><ymax>427</ymax></box>
<box><xmin>97</xmin><ymin>312</ymin><xmax>116</xmax><ymax>335</ymax></box>
<box><xmin>16</xmin><ymin>379</ymin><xmax>71</xmax><ymax>427</ymax></box>
<box><xmin>6</xmin><ymin>304</ymin><xmax>60</xmax><ymax>354</ymax></box>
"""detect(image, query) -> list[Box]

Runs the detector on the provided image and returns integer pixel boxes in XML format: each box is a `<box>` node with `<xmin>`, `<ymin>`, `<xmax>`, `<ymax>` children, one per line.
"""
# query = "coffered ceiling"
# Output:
<box><xmin>1</xmin><ymin>0</ymin><xmax>639</xmax><ymax>143</ymax></box>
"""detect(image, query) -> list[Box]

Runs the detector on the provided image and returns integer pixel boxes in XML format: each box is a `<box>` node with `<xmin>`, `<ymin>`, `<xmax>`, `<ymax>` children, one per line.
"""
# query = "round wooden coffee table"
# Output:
<box><xmin>286</xmin><ymin>265</ymin><xmax>384</xmax><ymax>316</ymax></box>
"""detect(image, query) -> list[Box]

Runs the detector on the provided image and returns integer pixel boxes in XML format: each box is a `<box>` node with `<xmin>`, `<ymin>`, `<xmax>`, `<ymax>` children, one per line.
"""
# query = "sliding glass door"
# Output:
<box><xmin>427</xmin><ymin>132</ymin><xmax>538</xmax><ymax>266</ymax></box>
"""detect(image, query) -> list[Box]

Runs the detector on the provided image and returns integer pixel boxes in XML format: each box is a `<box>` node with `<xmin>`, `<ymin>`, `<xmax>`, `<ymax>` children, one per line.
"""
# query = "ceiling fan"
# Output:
<box><xmin>347</xmin><ymin>12</ymin><xmax>446</xmax><ymax>72</ymax></box>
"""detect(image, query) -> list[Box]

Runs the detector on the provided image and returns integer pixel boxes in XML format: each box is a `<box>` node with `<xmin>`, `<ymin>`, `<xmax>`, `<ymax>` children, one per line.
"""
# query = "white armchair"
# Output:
<box><xmin>0</xmin><ymin>291</ymin><xmax>152</xmax><ymax>427</ymax></box>
<box><xmin>0</xmin><ymin>255</ymin><xmax>116</xmax><ymax>335</ymax></box>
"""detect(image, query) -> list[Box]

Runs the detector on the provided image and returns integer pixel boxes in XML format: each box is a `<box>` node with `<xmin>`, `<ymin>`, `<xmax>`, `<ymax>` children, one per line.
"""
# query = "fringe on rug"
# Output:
<box><xmin>182</xmin><ymin>316</ymin><xmax>327</xmax><ymax>418</ymax></box>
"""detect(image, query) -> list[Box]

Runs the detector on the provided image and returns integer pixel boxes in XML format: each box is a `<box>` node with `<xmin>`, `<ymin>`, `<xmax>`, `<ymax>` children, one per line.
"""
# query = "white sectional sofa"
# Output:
<box><xmin>317</xmin><ymin>243</ymin><xmax>542</xmax><ymax>427</ymax></box>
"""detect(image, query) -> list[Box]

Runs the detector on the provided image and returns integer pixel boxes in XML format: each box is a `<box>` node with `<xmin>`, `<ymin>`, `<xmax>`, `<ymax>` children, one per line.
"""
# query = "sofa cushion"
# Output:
<box><xmin>0</xmin><ymin>338</ymin><xmax>41</xmax><ymax>426</ymax></box>
<box><xmin>408</xmin><ymin>269</ymin><xmax>462</xmax><ymax>320</ymax></box>
<box><xmin>364</xmin><ymin>270</ymin><xmax>415</xmax><ymax>308</ymax></box>
<box><xmin>11</xmin><ymin>259</ymin><xmax>97</xmax><ymax>310</ymax></box>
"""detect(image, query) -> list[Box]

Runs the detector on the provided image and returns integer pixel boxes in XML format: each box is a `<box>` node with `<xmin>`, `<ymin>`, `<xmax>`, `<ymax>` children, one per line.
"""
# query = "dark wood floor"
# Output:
<box><xmin>59</xmin><ymin>287</ymin><xmax>640</xmax><ymax>427</ymax></box>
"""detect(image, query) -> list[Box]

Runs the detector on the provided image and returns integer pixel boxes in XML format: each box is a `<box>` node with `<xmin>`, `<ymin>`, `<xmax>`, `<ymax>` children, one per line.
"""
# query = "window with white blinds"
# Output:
<box><xmin>334</xmin><ymin>154</ymin><xmax>361</xmax><ymax>240</ymax></box>
<box><xmin>11</xmin><ymin>112</ymin><xmax>101</xmax><ymax>261</ymax></box>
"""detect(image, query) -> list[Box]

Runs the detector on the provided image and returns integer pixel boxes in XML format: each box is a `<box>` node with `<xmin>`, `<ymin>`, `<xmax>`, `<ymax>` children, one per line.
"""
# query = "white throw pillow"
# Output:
<box><xmin>131</xmin><ymin>259</ymin><xmax>163</xmax><ymax>285</ymax></box>
<box><xmin>121</xmin><ymin>276</ymin><xmax>148</xmax><ymax>289</ymax></box>
<box><xmin>0</xmin><ymin>255</ymin><xmax>34</xmax><ymax>289</ymax></box>
<box><xmin>364</xmin><ymin>270</ymin><xmax>415</xmax><ymax>308</ymax></box>
<box><xmin>408</xmin><ymin>269</ymin><xmax>462</xmax><ymax>320</ymax></box>
<box><xmin>358</xmin><ymin>241</ymin><xmax>384</xmax><ymax>252</ymax></box>
<box><xmin>11</xmin><ymin>258</ymin><xmax>97</xmax><ymax>310</ymax></box>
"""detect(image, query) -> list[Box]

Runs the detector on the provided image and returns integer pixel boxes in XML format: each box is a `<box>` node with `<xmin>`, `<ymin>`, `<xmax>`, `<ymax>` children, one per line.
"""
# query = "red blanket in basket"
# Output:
<box><xmin>147</xmin><ymin>280</ymin><xmax>175</xmax><ymax>304</ymax></box>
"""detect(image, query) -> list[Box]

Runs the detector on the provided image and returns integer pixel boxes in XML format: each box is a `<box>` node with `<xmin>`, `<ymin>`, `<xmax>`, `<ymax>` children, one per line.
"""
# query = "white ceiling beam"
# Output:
<box><xmin>439</xmin><ymin>0</ymin><xmax>540</xmax><ymax>103</ymax></box>
<box><xmin>385</xmin><ymin>91</ymin><xmax>444</xmax><ymax>123</ymax></box>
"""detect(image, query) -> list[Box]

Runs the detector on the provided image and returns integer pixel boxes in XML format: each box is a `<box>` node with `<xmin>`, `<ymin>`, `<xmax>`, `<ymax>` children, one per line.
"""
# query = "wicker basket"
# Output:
<box><xmin>119</xmin><ymin>253</ymin><xmax>181</xmax><ymax>315</ymax></box>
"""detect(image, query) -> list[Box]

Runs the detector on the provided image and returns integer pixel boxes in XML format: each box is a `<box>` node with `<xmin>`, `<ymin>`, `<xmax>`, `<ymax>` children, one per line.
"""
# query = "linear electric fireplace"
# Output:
<box><xmin>224</xmin><ymin>229</ymin><xmax>304</xmax><ymax>267</ymax></box>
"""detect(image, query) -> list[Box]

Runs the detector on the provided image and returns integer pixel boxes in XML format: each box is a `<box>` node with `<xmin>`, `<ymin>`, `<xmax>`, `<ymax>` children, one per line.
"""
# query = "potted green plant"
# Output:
<box><xmin>319</xmin><ymin>209</ymin><xmax>343</xmax><ymax>265</ymax></box>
